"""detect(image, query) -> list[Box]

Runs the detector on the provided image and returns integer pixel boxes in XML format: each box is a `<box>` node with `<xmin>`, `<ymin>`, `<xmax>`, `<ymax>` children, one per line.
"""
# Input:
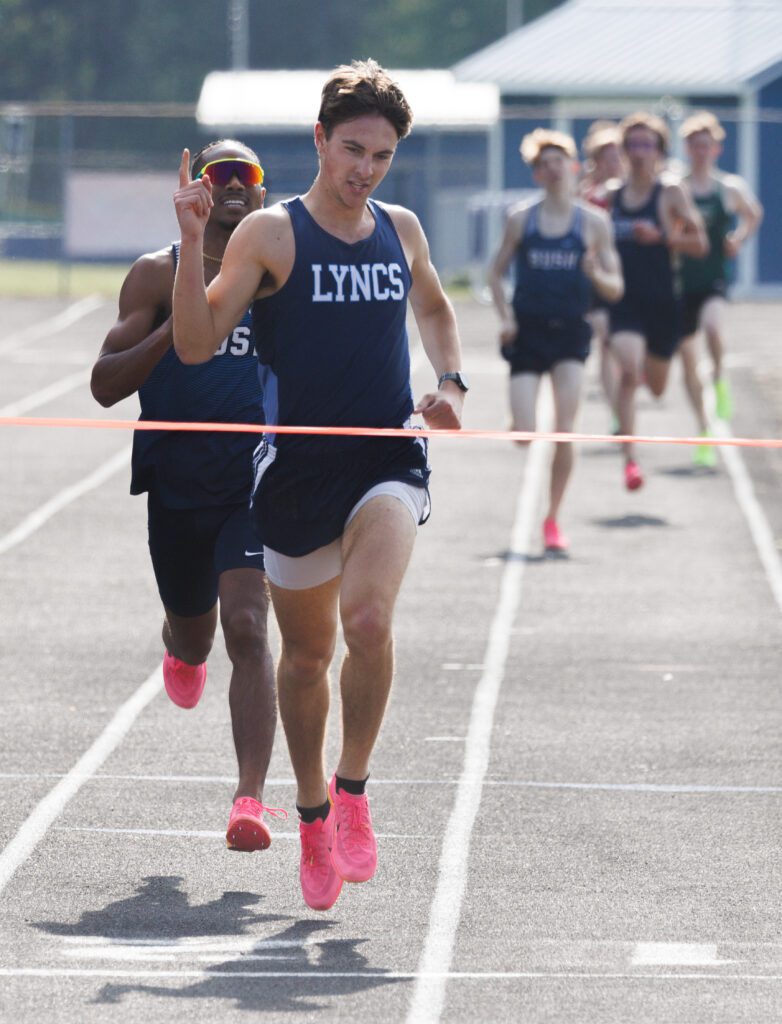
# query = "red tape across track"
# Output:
<box><xmin>0</xmin><ymin>416</ymin><xmax>781</xmax><ymax>448</ymax></box>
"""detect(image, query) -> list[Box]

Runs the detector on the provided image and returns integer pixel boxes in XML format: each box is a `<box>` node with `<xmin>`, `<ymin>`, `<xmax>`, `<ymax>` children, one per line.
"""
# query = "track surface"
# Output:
<box><xmin>0</xmin><ymin>295</ymin><xmax>780</xmax><ymax>1023</ymax></box>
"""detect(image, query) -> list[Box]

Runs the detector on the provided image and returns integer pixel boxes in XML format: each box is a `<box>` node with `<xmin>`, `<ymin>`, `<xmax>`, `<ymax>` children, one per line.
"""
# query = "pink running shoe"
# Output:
<box><xmin>624</xmin><ymin>459</ymin><xmax>644</xmax><ymax>491</ymax></box>
<box><xmin>226</xmin><ymin>797</ymin><xmax>287</xmax><ymax>852</ymax></box>
<box><xmin>543</xmin><ymin>517</ymin><xmax>569</xmax><ymax>552</ymax></box>
<box><xmin>328</xmin><ymin>775</ymin><xmax>377</xmax><ymax>884</ymax></box>
<box><xmin>162</xmin><ymin>651</ymin><xmax>207</xmax><ymax>709</ymax></box>
<box><xmin>299</xmin><ymin>808</ymin><xmax>343</xmax><ymax>911</ymax></box>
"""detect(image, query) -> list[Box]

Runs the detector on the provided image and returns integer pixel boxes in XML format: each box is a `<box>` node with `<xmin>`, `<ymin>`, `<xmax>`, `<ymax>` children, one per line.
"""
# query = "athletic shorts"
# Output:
<box><xmin>264</xmin><ymin>479</ymin><xmax>429</xmax><ymax>590</ymax></box>
<box><xmin>610</xmin><ymin>291</ymin><xmax>681</xmax><ymax>360</ymax></box>
<box><xmin>680</xmin><ymin>282</ymin><xmax>728</xmax><ymax>338</ymax></box>
<box><xmin>147</xmin><ymin>491</ymin><xmax>264</xmax><ymax>617</ymax></box>
<box><xmin>503</xmin><ymin>313</ymin><xmax>592</xmax><ymax>376</ymax></box>
<box><xmin>250</xmin><ymin>432</ymin><xmax>431</xmax><ymax>558</ymax></box>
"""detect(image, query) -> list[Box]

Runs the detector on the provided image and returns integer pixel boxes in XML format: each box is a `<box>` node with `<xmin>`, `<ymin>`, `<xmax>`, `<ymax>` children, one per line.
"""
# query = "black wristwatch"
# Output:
<box><xmin>438</xmin><ymin>371</ymin><xmax>470</xmax><ymax>393</ymax></box>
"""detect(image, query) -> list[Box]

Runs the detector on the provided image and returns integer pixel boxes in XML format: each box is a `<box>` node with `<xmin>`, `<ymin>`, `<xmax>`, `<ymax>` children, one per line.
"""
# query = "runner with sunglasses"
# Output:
<box><xmin>91</xmin><ymin>139</ymin><xmax>283</xmax><ymax>852</ymax></box>
<box><xmin>172</xmin><ymin>60</ymin><xmax>465</xmax><ymax>911</ymax></box>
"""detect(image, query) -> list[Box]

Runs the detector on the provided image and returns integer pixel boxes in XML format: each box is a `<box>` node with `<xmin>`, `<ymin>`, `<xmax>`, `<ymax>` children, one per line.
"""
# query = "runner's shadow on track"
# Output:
<box><xmin>593</xmin><ymin>514</ymin><xmax>669</xmax><ymax>529</ymax></box>
<box><xmin>657</xmin><ymin>465</ymin><xmax>719</xmax><ymax>478</ymax></box>
<box><xmin>33</xmin><ymin>874</ymin><xmax>288</xmax><ymax>938</ymax></box>
<box><xmin>93</xmin><ymin>931</ymin><xmax>400</xmax><ymax>1014</ymax></box>
<box><xmin>33</xmin><ymin>874</ymin><xmax>401</xmax><ymax>1013</ymax></box>
<box><xmin>486</xmin><ymin>550</ymin><xmax>548</xmax><ymax>565</ymax></box>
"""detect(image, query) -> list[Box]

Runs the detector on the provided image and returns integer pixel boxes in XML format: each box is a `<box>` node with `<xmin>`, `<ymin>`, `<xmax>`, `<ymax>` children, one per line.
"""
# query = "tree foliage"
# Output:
<box><xmin>0</xmin><ymin>0</ymin><xmax>565</xmax><ymax>102</ymax></box>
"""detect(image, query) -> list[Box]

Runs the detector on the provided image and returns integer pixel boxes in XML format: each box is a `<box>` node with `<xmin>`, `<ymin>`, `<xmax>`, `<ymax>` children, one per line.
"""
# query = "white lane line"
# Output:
<box><xmin>61</xmin><ymin>951</ymin><xmax>301</xmax><ymax>963</ymax></box>
<box><xmin>0</xmin><ymin>295</ymin><xmax>105</xmax><ymax>355</ymax></box>
<box><xmin>4</xmin><ymin>772</ymin><xmax>782</xmax><ymax>795</ymax></box>
<box><xmin>54</xmin><ymin>826</ymin><xmax>428</xmax><ymax>840</ymax></box>
<box><xmin>489</xmin><ymin>780</ymin><xmax>782</xmax><ymax>795</ymax></box>
<box><xmin>9</xmin><ymin>350</ymin><xmax>93</xmax><ymax>365</ymax></box>
<box><xmin>0</xmin><ymin>666</ymin><xmax>163</xmax><ymax>898</ymax></box>
<box><xmin>407</xmin><ymin>404</ymin><xmax>551</xmax><ymax>1024</ymax></box>
<box><xmin>0</xmin><ymin>367</ymin><xmax>90</xmax><ymax>417</ymax></box>
<box><xmin>61</xmin><ymin>936</ymin><xmax>317</xmax><ymax>948</ymax></box>
<box><xmin>715</xmin><ymin>419</ymin><xmax>782</xmax><ymax>619</ymax></box>
<box><xmin>2</xmin><ymin>968</ymin><xmax>781</xmax><ymax>981</ymax></box>
<box><xmin>0</xmin><ymin>445</ymin><xmax>130</xmax><ymax>556</ymax></box>
<box><xmin>631</xmin><ymin>943</ymin><xmax>734</xmax><ymax>967</ymax></box>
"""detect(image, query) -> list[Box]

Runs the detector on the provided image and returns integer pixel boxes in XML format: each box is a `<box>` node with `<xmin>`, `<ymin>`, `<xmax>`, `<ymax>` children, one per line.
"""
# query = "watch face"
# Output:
<box><xmin>440</xmin><ymin>372</ymin><xmax>469</xmax><ymax>391</ymax></box>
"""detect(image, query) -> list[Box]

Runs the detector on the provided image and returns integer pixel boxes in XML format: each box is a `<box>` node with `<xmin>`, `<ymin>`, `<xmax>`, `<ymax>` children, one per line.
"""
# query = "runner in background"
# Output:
<box><xmin>608</xmin><ymin>112</ymin><xmax>707</xmax><ymax>491</ymax></box>
<box><xmin>580</xmin><ymin>121</ymin><xmax>625</xmax><ymax>431</ymax></box>
<box><xmin>489</xmin><ymin>128</ymin><xmax>623</xmax><ymax>553</ymax></box>
<box><xmin>678</xmin><ymin>111</ymin><xmax>764</xmax><ymax>466</ymax></box>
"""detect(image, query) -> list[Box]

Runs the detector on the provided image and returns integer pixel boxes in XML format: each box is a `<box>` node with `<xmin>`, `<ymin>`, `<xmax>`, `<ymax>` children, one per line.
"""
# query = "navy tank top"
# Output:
<box><xmin>612</xmin><ymin>183</ymin><xmax>676</xmax><ymax>299</ymax></box>
<box><xmin>130</xmin><ymin>244</ymin><xmax>264</xmax><ymax>508</ymax></box>
<box><xmin>512</xmin><ymin>202</ymin><xmax>590</xmax><ymax>320</ymax></box>
<box><xmin>251</xmin><ymin>197</ymin><xmax>413</xmax><ymax>460</ymax></box>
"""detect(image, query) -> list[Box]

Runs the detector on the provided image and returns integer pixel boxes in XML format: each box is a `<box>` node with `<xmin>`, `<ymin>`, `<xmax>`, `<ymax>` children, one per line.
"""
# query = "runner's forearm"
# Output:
<box><xmin>172</xmin><ymin>238</ymin><xmax>219</xmax><ymax>364</ymax></box>
<box><xmin>91</xmin><ymin>319</ymin><xmax>173</xmax><ymax>407</ymax></box>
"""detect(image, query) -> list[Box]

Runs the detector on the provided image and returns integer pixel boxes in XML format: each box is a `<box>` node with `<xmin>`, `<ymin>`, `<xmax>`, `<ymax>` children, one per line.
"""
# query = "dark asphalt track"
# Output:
<box><xmin>0</xmin><ymin>295</ymin><xmax>780</xmax><ymax>1023</ymax></box>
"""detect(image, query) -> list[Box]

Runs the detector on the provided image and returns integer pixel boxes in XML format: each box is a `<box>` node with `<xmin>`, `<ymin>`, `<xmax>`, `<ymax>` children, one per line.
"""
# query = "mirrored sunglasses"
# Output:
<box><xmin>196</xmin><ymin>158</ymin><xmax>264</xmax><ymax>187</ymax></box>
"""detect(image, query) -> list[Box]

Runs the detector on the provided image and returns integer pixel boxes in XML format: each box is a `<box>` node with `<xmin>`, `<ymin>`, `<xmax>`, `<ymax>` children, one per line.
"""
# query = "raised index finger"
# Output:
<box><xmin>178</xmin><ymin>148</ymin><xmax>191</xmax><ymax>188</ymax></box>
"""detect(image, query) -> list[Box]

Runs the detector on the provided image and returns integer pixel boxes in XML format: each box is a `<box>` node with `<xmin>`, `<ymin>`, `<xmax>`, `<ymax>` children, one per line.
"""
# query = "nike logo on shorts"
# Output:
<box><xmin>244</xmin><ymin>550</ymin><xmax>263</xmax><ymax>557</ymax></box>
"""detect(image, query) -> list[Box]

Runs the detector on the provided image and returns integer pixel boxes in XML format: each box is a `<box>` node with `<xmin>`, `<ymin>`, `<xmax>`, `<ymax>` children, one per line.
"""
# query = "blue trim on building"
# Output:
<box><xmin>758</xmin><ymin>76</ymin><xmax>782</xmax><ymax>284</ymax></box>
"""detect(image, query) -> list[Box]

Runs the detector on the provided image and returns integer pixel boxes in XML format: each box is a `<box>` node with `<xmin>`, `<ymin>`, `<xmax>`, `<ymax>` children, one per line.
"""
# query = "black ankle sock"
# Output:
<box><xmin>335</xmin><ymin>774</ymin><xmax>369</xmax><ymax>796</ymax></box>
<box><xmin>297</xmin><ymin>799</ymin><xmax>331</xmax><ymax>824</ymax></box>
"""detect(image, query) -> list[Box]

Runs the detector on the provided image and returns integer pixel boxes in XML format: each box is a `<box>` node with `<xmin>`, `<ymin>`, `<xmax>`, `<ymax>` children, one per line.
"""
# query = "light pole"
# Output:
<box><xmin>229</xmin><ymin>0</ymin><xmax>249</xmax><ymax>70</ymax></box>
<box><xmin>506</xmin><ymin>0</ymin><xmax>524</xmax><ymax>33</ymax></box>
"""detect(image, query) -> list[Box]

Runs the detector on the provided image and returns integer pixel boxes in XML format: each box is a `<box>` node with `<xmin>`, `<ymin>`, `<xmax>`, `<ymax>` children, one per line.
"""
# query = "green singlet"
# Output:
<box><xmin>680</xmin><ymin>174</ymin><xmax>733</xmax><ymax>294</ymax></box>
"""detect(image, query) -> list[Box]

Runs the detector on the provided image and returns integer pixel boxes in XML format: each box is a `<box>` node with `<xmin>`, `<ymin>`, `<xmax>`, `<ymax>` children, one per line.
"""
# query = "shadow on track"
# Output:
<box><xmin>33</xmin><ymin>875</ymin><xmax>402</xmax><ymax>1014</ymax></box>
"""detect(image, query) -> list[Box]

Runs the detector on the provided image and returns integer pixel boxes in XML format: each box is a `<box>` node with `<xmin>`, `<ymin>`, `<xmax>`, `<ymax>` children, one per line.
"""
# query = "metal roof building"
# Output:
<box><xmin>454</xmin><ymin>0</ymin><xmax>782</xmax><ymax>291</ymax></box>
<box><xmin>455</xmin><ymin>0</ymin><xmax>782</xmax><ymax>96</ymax></box>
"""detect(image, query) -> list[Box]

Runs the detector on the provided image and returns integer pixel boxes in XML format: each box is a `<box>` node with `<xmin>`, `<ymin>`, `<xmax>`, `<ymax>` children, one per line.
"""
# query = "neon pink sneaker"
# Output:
<box><xmin>162</xmin><ymin>651</ymin><xmax>207</xmax><ymax>709</ymax></box>
<box><xmin>328</xmin><ymin>775</ymin><xmax>377</xmax><ymax>884</ymax></box>
<box><xmin>226</xmin><ymin>797</ymin><xmax>287</xmax><ymax>852</ymax></box>
<box><xmin>624</xmin><ymin>459</ymin><xmax>644</xmax><ymax>491</ymax></box>
<box><xmin>299</xmin><ymin>808</ymin><xmax>343</xmax><ymax>911</ymax></box>
<box><xmin>543</xmin><ymin>517</ymin><xmax>569</xmax><ymax>552</ymax></box>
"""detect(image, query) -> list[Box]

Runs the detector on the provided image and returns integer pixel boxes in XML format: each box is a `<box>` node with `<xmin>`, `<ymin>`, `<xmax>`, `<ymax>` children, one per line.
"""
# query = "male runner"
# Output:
<box><xmin>489</xmin><ymin>129</ymin><xmax>623</xmax><ymax>552</ymax></box>
<box><xmin>608</xmin><ymin>112</ymin><xmax>707</xmax><ymax>490</ymax></box>
<box><xmin>171</xmin><ymin>61</ymin><xmax>465</xmax><ymax>911</ymax></box>
<box><xmin>579</xmin><ymin>122</ymin><xmax>625</xmax><ymax>428</ymax></box>
<box><xmin>91</xmin><ymin>140</ymin><xmax>281</xmax><ymax>852</ymax></box>
<box><xmin>678</xmin><ymin>111</ymin><xmax>763</xmax><ymax>466</ymax></box>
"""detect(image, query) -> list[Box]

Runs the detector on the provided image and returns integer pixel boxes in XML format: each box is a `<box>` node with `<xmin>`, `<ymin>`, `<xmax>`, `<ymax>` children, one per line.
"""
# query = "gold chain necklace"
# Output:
<box><xmin>202</xmin><ymin>251</ymin><xmax>222</xmax><ymax>264</ymax></box>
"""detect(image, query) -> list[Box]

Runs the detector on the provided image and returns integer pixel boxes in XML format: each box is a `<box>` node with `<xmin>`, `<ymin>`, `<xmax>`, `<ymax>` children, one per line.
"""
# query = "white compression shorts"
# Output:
<box><xmin>263</xmin><ymin>479</ymin><xmax>429</xmax><ymax>591</ymax></box>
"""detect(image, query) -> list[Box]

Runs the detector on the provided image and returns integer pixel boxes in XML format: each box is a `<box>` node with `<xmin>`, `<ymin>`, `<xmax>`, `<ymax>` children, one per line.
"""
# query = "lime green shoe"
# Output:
<box><xmin>693</xmin><ymin>432</ymin><xmax>717</xmax><ymax>468</ymax></box>
<box><xmin>714</xmin><ymin>378</ymin><xmax>733</xmax><ymax>421</ymax></box>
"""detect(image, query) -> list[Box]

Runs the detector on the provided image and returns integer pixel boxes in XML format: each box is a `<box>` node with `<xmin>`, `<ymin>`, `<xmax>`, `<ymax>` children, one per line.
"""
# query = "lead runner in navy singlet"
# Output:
<box><xmin>91</xmin><ymin>140</ymin><xmax>281</xmax><ymax>853</ymax></box>
<box><xmin>172</xmin><ymin>61</ymin><xmax>466</xmax><ymax>912</ymax></box>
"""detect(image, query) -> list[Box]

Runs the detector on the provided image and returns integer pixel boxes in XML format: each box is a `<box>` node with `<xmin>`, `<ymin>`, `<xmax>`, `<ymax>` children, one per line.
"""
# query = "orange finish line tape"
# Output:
<box><xmin>0</xmin><ymin>416</ymin><xmax>781</xmax><ymax>449</ymax></box>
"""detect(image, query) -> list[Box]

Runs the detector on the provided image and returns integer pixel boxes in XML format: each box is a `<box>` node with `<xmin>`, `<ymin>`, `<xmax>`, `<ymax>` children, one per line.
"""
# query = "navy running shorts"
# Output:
<box><xmin>680</xmin><ymin>282</ymin><xmax>728</xmax><ymax>339</ymax></box>
<box><xmin>610</xmin><ymin>291</ymin><xmax>681</xmax><ymax>360</ymax></box>
<box><xmin>503</xmin><ymin>313</ymin><xmax>592</xmax><ymax>376</ymax></box>
<box><xmin>147</xmin><ymin>491</ymin><xmax>264</xmax><ymax>617</ymax></box>
<box><xmin>251</xmin><ymin>434</ymin><xmax>431</xmax><ymax>558</ymax></box>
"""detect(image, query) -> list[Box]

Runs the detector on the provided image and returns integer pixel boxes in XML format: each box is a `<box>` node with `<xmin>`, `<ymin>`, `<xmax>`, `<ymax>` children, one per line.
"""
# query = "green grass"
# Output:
<box><xmin>0</xmin><ymin>257</ymin><xmax>478</xmax><ymax>303</ymax></box>
<box><xmin>0</xmin><ymin>258</ymin><xmax>131</xmax><ymax>299</ymax></box>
